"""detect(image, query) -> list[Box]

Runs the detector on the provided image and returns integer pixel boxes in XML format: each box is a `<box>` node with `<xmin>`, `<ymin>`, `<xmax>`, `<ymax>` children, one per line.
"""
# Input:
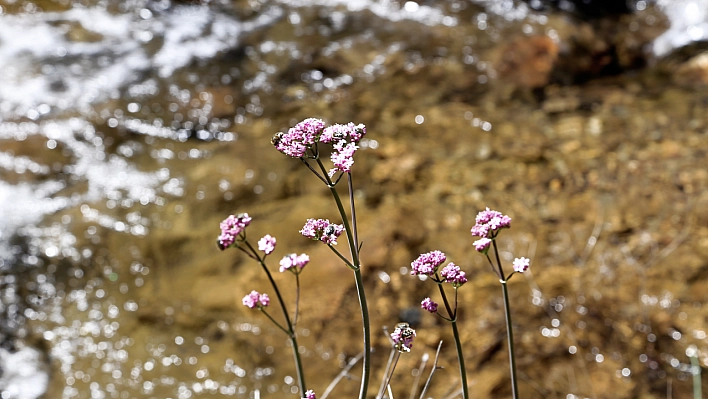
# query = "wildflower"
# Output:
<box><xmin>473</xmin><ymin>237</ymin><xmax>491</xmax><ymax>253</ymax></box>
<box><xmin>320</xmin><ymin>122</ymin><xmax>366</xmax><ymax>144</ymax></box>
<box><xmin>279</xmin><ymin>253</ymin><xmax>310</xmax><ymax>272</ymax></box>
<box><xmin>273</xmin><ymin>118</ymin><xmax>326</xmax><ymax>158</ymax></box>
<box><xmin>421</xmin><ymin>297</ymin><xmax>438</xmax><ymax>313</ymax></box>
<box><xmin>513</xmin><ymin>257</ymin><xmax>530</xmax><ymax>273</ymax></box>
<box><xmin>257</xmin><ymin>234</ymin><xmax>276</xmax><ymax>255</ymax></box>
<box><xmin>320</xmin><ymin>123</ymin><xmax>349</xmax><ymax>144</ymax></box>
<box><xmin>300</xmin><ymin>219</ymin><xmax>344</xmax><ymax>245</ymax></box>
<box><xmin>218</xmin><ymin>213</ymin><xmax>252</xmax><ymax>250</ymax></box>
<box><xmin>390</xmin><ymin>322</ymin><xmax>416</xmax><ymax>353</ymax></box>
<box><xmin>329</xmin><ymin>141</ymin><xmax>359</xmax><ymax>176</ymax></box>
<box><xmin>439</xmin><ymin>263</ymin><xmax>467</xmax><ymax>287</ymax></box>
<box><xmin>471</xmin><ymin>207</ymin><xmax>511</xmax><ymax>238</ymax></box>
<box><xmin>303</xmin><ymin>390</ymin><xmax>316</xmax><ymax>399</ymax></box>
<box><xmin>242</xmin><ymin>290</ymin><xmax>269</xmax><ymax>309</ymax></box>
<box><xmin>410</xmin><ymin>250</ymin><xmax>446</xmax><ymax>277</ymax></box>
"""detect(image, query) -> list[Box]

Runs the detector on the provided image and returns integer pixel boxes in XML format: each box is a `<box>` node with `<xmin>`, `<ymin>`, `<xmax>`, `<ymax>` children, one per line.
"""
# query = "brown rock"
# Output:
<box><xmin>496</xmin><ymin>35</ymin><xmax>559</xmax><ymax>89</ymax></box>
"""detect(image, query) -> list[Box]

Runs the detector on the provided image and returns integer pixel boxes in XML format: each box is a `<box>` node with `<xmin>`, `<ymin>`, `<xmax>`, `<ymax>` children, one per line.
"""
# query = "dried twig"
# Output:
<box><xmin>419</xmin><ymin>341</ymin><xmax>444</xmax><ymax>399</ymax></box>
<box><xmin>321</xmin><ymin>352</ymin><xmax>364</xmax><ymax>399</ymax></box>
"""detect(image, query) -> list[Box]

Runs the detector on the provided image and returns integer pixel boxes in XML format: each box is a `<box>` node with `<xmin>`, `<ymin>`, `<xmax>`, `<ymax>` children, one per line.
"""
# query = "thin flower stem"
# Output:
<box><xmin>242</xmin><ymin>240</ymin><xmax>307</xmax><ymax>394</ymax></box>
<box><xmin>418</xmin><ymin>341</ymin><xmax>444</xmax><ymax>399</ymax></box>
<box><xmin>380</xmin><ymin>352</ymin><xmax>401</xmax><ymax>399</ymax></box>
<box><xmin>300</xmin><ymin>157</ymin><xmax>328</xmax><ymax>185</ymax></box>
<box><xmin>315</xmin><ymin>157</ymin><xmax>371</xmax><ymax>399</ymax></box>
<box><xmin>490</xmin><ymin>239</ymin><xmax>519</xmax><ymax>398</ymax></box>
<box><xmin>259</xmin><ymin>308</ymin><xmax>288</xmax><ymax>334</ymax></box>
<box><xmin>491</xmin><ymin>239</ymin><xmax>505</xmax><ymax>280</ymax></box>
<box><xmin>235</xmin><ymin>244</ymin><xmax>259</xmax><ymax>261</ymax></box>
<box><xmin>321</xmin><ymin>352</ymin><xmax>364</xmax><ymax>399</ymax></box>
<box><xmin>500</xmin><ymin>280</ymin><xmax>520</xmax><ymax>399</ymax></box>
<box><xmin>408</xmin><ymin>352</ymin><xmax>429</xmax><ymax>399</ymax></box>
<box><xmin>377</xmin><ymin>348</ymin><xmax>397</xmax><ymax>399</ymax></box>
<box><xmin>294</xmin><ymin>273</ymin><xmax>301</xmax><ymax>328</ymax></box>
<box><xmin>436</xmin><ymin>283</ymin><xmax>455</xmax><ymax>320</ymax></box>
<box><xmin>450</xmin><ymin>320</ymin><xmax>469</xmax><ymax>399</ymax></box>
<box><xmin>436</xmin><ymin>284</ymin><xmax>468</xmax><ymax>399</ymax></box>
<box><xmin>348</xmin><ymin>172</ymin><xmax>360</xmax><ymax>257</ymax></box>
<box><xmin>327</xmin><ymin>244</ymin><xmax>357</xmax><ymax>269</ymax></box>
<box><xmin>690</xmin><ymin>352</ymin><xmax>702</xmax><ymax>399</ymax></box>
<box><xmin>484</xmin><ymin>254</ymin><xmax>501</xmax><ymax>279</ymax></box>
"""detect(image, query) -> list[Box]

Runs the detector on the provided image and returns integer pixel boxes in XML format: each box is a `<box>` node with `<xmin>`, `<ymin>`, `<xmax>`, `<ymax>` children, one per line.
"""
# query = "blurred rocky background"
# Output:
<box><xmin>0</xmin><ymin>0</ymin><xmax>707</xmax><ymax>398</ymax></box>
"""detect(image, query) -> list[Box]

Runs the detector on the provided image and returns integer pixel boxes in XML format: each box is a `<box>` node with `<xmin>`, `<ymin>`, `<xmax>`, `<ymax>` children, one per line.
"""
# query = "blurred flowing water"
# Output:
<box><xmin>1</xmin><ymin>0</ymin><xmax>707</xmax><ymax>398</ymax></box>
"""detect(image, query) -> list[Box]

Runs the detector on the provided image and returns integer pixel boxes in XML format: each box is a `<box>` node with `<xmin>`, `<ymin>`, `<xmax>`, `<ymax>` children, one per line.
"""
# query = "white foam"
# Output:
<box><xmin>653</xmin><ymin>0</ymin><xmax>708</xmax><ymax>56</ymax></box>
<box><xmin>0</xmin><ymin>347</ymin><xmax>50</xmax><ymax>399</ymax></box>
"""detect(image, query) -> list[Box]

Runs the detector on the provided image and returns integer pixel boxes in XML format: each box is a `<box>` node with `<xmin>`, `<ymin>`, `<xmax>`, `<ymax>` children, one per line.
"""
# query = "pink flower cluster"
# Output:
<box><xmin>218</xmin><ymin>213</ymin><xmax>252</xmax><ymax>250</ymax></box>
<box><xmin>471</xmin><ymin>207</ymin><xmax>511</xmax><ymax>253</ymax></box>
<box><xmin>439</xmin><ymin>262</ymin><xmax>467</xmax><ymax>287</ymax></box>
<box><xmin>323</xmin><ymin>123</ymin><xmax>366</xmax><ymax>176</ymax></box>
<box><xmin>242</xmin><ymin>290</ymin><xmax>269</xmax><ymax>309</ymax></box>
<box><xmin>273</xmin><ymin>119</ymin><xmax>366</xmax><ymax>176</ymax></box>
<box><xmin>421</xmin><ymin>297</ymin><xmax>438</xmax><ymax>313</ymax></box>
<box><xmin>273</xmin><ymin>118</ymin><xmax>326</xmax><ymax>157</ymax></box>
<box><xmin>303</xmin><ymin>390</ymin><xmax>316</xmax><ymax>399</ymax></box>
<box><xmin>257</xmin><ymin>234</ymin><xmax>276</xmax><ymax>255</ymax></box>
<box><xmin>410</xmin><ymin>250</ymin><xmax>446</xmax><ymax>276</ymax></box>
<box><xmin>390</xmin><ymin>323</ymin><xmax>416</xmax><ymax>353</ymax></box>
<box><xmin>279</xmin><ymin>253</ymin><xmax>310</xmax><ymax>272</ymax></box>
<box><xmin>300</xmin><ymin>218</ymin><xmax>344</xmax><ymax>245</ymax></box>
<box><xmin>513</xmin><ymin>257</ymin><xmax>530</xmax><ymax>273</ymax></box>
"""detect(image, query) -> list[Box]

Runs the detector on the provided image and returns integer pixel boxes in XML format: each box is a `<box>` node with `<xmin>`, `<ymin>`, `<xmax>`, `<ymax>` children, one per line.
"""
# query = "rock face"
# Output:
<box><xmin>3</xmin><ymin>1</ymin><xmax>708</xmax><ymax>399</ymax></box>
<box><xmin>496</xmin><ymin>35</ymin><xmax>559</xmax><ymax>88</ymax></box>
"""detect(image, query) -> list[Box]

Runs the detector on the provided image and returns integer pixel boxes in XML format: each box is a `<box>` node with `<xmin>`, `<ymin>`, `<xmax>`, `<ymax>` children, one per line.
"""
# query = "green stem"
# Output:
<box><xmin>243</xmin><ymin>241</ymin><xmax>307</xmax><ymax>394</ymax></box>
<box><xmin>347</xmin><ymin>172</ymin><xmax>360</xmax><ymax>255</ymax></box>
<box><xmin>316</xmin><ymin>158</ymin><xmax>371</xmax><ymax>399</ymax></box>
<box><xmin>294</xmin><ymin>273</ymin><xmax>301</xmax><ymax>328</ymax></box>
<box><xmin>437</xmin><ymin>284</ymin><xmax>468</xmax><ymax>399</ymax></box>
<box><xmin>327</xmin><ymin>244</ymin><xmax>357</xmax><ymax>269</ymax></box>
<box><xmin>500</xmin><ymin>280</ymin><xmax>519</xmax><ymax>399</ymax></box>
<box><xmin>691</xmin><ymin>353</ymin><xmax>702</xmax><ymax>399</ymax></box>
<box><xmin>259</xmin><ymin>308</ymin><xmax>289</xmax><ymax>334</ymax></box>
<box><xmin>450</xmin><ymin>320</ymin><xmax>470</xmax><ymax>399</ymax></box>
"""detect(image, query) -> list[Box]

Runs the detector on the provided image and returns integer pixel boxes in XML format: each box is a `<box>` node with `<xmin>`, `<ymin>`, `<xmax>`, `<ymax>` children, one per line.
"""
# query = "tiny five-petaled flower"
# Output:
<box><xmin>439</xmin><ymin>262</ymin><xmax>468</xmax><ymax>287</ymax></box>
<box><xmin>390</xmin><ymin>322</ymin><xmax>416</xmax><ymax>353</ymax></box>
<box><xmin>410</xmin><ymin>250</ymin><xmax>447</xmax><ymax>277</ymax></box>
<box><xmin>513</xmin><ymin>257</ymin><xmax>530</xmax><ymax>273</ymax></box>
<box><xmin>303</xmin><ymin>390</ymin><xmax>316</xmax><ymax>399</ymax></box>
<box><xmin>300</xmin><ymin>219</ymin><xmax>344</xmax><ymax>245</ymax></box>
<box><xmin>279</xmin><ymin>253</ymin><xmax>310</xmax><ymax>272</ymax></box>
<box><xmin>470</xmin><ymin>207</ymin><xmax>511</xmax><ymax>239</ymax></box>
<box><xmin>421</xmin><ymin>297</ymin><xmax>438</xmax><ymax>313</ymax></box>
<box><xmin>242</xmin><ymin>290</ymin><xmax>269</xmax><ymax>309</ymax></box>
<box><xmin>218</xmin><ymin>213</ymin><xmax>252</xmax><ymax>250</ymax></box>
<box><xmin>257</xmin><ymin>234</ymin><xmax>276</xmax><ymax>255</ymax></box>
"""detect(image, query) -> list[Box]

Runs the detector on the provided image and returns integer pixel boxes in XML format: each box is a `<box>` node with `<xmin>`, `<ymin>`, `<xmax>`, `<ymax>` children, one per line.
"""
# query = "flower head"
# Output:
<box><xmin>257</xmin><ymin>234</ymin><xmax>277</xmax><ymax>255</ymax></box>
<box><xmin>410</xmin><ymin>250</ymin><xmax>446</xmax><ymax>277</ymax></box>
<box><xmin>473</xmin><ymin>237</ymin><xmax>492</xmax><ymax>253</ymax></box>
<box><xmin>320</xmin><ymin>122</ymin><xmax>366</xmax><ymax>144</ymax></box>
<box><xmin>242</xmin><ymin>290</ymin><xmax>269</xmax><ymax>309</ymax></box>
<box><xmin>390</xmin><ymin>322</ymin><xmax>416</xmax><ymax>353</ymax></box>
<box><xmin>303</xmin><ymin>390</ymin><xmax>316</xmax><ymax>399</ymax></box>
<box><xmin>439</xmin><ymin>262</ymin><xmax>468</xmax><ymax>287</ymax></box>
<box><xmin>471</xmin><ymin>207</ymin><xmax>511</xmax><ymax>239</ymax></box>
<box><xmin>273</xmin><ymin>118</ymin><xmax>326</xmax><ymax>158</ymax></box>
<box><xmin>513</xmin><ymin>257</ymin><xmax>530</xmax><ymax>273</ymax></box>
<box><xmin>300</xmin><ymin>219</ymin><xmax>344</xmax><ymax>245</ymax></box>
<box><xmin>328</xmin><ymin>141</ymin><xmax>359</xmax><ymax>176</ymax></box>
<box><xmin>218</xmin><ymin>213</ymin><xmax>252</xmax><ymax>250</ymax></box>
<box><xmin>421</xmin><ymin>297</ymin><xmax>438</xmax><ymax>313</ymax></box>
<box><xmin>279</xmin><ymin>253</ymin><xmax>310</xmax><ymax>273</ymax></box>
